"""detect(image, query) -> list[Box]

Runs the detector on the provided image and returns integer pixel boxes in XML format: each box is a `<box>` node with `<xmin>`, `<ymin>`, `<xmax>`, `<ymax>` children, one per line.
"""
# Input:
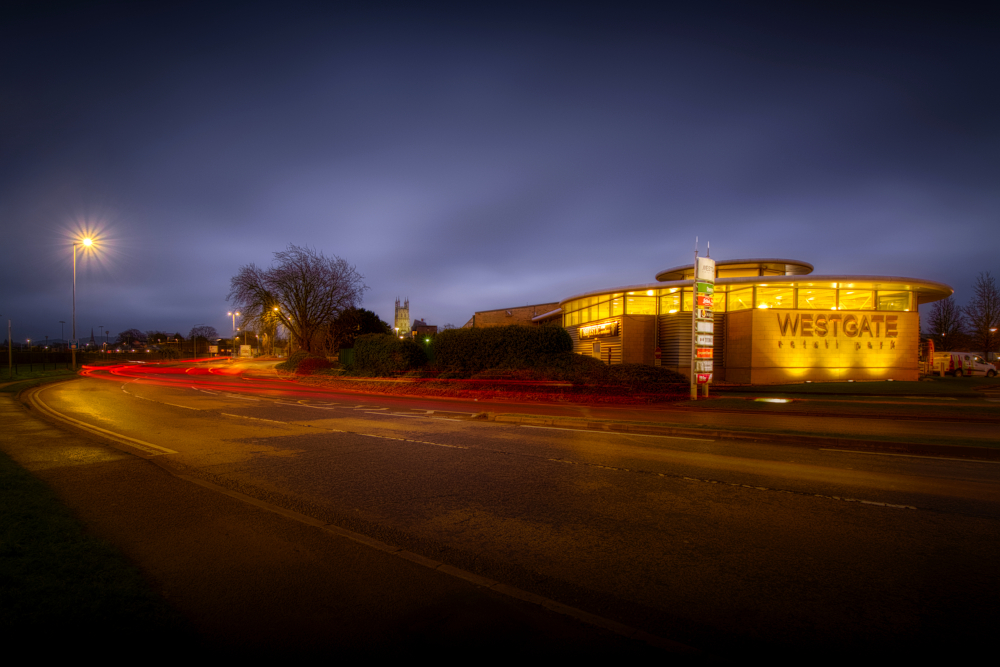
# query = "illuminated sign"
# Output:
<box><xmin>776</xmin><ymin>313</ymin><xmax>898</xmax><ymax>338</ymax></box>
<box><xmin>692</xmin><ymin>255</ymin><xmax>716</xmax><ymax>391</ymax></box>
<box><xmin>579</xmin><ymin>320</ymin><xmax>619</xmax><ymax>339</ymax></box>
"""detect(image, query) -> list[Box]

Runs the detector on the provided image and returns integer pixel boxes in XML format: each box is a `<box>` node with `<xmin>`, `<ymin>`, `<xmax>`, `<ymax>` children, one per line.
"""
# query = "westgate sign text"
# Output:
<box><xmin>776</xmin><ymin>312</ymin><xmax>899</xmax><ymax>339</ymax></box>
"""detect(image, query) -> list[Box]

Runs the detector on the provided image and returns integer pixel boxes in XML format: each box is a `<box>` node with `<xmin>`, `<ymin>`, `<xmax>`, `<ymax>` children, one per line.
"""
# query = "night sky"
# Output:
<box><xmin>3</xmin><ymin>2</ymin><xmax>997</xmax><ymax>345</ymax></box>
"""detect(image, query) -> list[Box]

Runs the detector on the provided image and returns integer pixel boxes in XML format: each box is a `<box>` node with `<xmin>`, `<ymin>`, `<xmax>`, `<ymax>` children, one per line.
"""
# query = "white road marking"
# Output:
<box><xmin>121</xmin><ymin>387</ymin><xmax>201</xmax><ymax>411</ymax></box>
<box><xmin>30</xmin><ymin>388</ymin><xmax>178</xmax><ymax>455</ymax></box>
<box><xmin>820</xmin><ymin>448</ymin><xmax>1000</xmax><ymax>463</ymax></box>
<box><xmin>519</xmin><ymin>424</ymin><xmax>714</xmax><ymax>442</ymax></box>
<box><xmin>220</xmin><ymin>413</ymin><xmax>294</xmax><ymax>425</ymax></box>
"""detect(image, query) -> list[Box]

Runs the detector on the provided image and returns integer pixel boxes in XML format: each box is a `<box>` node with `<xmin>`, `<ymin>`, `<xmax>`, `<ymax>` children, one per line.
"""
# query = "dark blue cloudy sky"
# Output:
<box><xmin>2</xmin><ymin>2</ymin><xmax>997</xmax><ymax>343</ymax></box>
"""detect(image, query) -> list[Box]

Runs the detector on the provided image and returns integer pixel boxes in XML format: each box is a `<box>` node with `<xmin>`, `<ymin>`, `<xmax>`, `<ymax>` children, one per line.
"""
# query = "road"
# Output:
<box><xmin>24</xmin><ymin>360</ymin><xmax>1000</xmax><ymax>657</ymax></box>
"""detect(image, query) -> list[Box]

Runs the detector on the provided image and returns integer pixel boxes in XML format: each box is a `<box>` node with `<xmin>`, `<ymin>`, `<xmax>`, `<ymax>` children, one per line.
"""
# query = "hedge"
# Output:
<box><xmin>351</xmin><ymin>334</ymin><xmax>427</xmax><ymax>376</ymax></box>
<box><xmin>276</xmin><ymin>350</ymin><xmax>331</xmax><ymax>374</ymax></box>
<box><xmin>431</xmin><ymin>325</ymin><xmax>572</xmax><ymax>375</ymax></box>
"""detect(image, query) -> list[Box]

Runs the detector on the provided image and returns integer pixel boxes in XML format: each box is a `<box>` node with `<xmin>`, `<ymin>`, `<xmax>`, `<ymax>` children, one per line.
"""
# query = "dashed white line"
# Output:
<box><xmin>519</xmin><ymin>424</ymin><xmax>714</xmax><ymax>442</ymax></box>
<box><xmin>819</xmin><ymin>449</ymin><xmax>1000</xmax><ymax>464</ymax></box>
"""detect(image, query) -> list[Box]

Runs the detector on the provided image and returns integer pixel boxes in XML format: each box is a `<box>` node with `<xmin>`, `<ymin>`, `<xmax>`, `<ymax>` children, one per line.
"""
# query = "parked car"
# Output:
<box><xmin>932</xmin><ymin>351</ymin><xmax>997</xmax><ymax>377</ymax></box>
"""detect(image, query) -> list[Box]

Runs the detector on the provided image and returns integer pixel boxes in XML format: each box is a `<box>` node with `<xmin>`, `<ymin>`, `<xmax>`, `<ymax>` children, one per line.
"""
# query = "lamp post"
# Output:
<box><xmin>228</xmin><ymin>311</ymin><xmax>240</xmax><ymax>360</ymax></box>
<box><xmin>72</xmin><ymin>237</ymin><xmax>94</xmax><ymax>371</ymax></box>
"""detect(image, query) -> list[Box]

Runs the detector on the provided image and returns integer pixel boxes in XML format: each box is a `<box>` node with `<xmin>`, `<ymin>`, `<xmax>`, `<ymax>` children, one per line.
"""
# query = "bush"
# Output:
<box><xmin>604</xmin><ymin>364</ymin><xmax>687</xmax><ymax>386</ymax></box>
<box><xmin>275</xmin><ymin>350</ymin><xmax>310</xmax><ymax>372</ymax></box>
<box><xmin>295</xmin><ymin>356</ymin><xmax>332</xmax><ymax>375</ymax></box>
<box><xmin>432</xmin><ymin>325</ymin><xmax>572</xmax><ymax>375</ymax></box>
<box><xmin>350</xmin><ymin>334</ymin><xmax>428</xmax><ymax>376</ymax></box>
<box><xmin>276</xmin><ymin>350</ymin><xmax>332</xmax><ymax>374</ymax></box>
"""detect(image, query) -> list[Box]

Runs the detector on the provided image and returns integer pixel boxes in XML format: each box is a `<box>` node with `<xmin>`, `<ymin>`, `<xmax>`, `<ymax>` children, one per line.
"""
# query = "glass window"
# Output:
<box><xmin>682</xmin><ymin>289</ymin><xmax>693</xmax><ymax>312</ymax></box>
<box><xmin>800</xmin><ymin>288</ymin><xmax>836</xmax><ymax>310</ymax></box>
<box><xmin>660</xmin><ymin>292</ymin><xmax>681</xmax><ymax>314</ymax></box>
<box><xmin>839</xmin><ymin>290</ymin><xmax>874</xmax><ymax>311</ymax></box>
<box><xmin>877</xmin><ymin>291</ymin><xmax>911</xmax><ymax>311</ymax></box>
<box><xmin>598</xmin><ymin>300</ymin><xmax>610</xmax><ymax>319</ymax></box>
<box><xmin>626</xmin><ymin>296</ymin><xmax>656</xmax><ymax>315</ymax></box>
<box><xmin>713</xmin><ymin>289</ymin><xmax>727</xmax><ymax>312</ymax></box>
<box><xmin>729</xmin><ymin>287</ymin><xmax>753</xmax><ymax>311</ymax></box>
<box><xmin>755</xmin><ymin>286</ymin><xmax>794</xmax><ymax>309</ymax></box>
<box><xmin>611</xmin><ymin>297</ymin><xmax>623</xmax><ymax>316</ymax></box>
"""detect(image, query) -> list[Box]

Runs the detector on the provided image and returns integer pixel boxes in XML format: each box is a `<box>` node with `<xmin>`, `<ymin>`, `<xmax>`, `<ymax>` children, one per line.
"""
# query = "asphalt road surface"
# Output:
<box><xmin>24</xmin><ymin>361</ymin><xmax>1000</xmax><ymax>658</ymax></box>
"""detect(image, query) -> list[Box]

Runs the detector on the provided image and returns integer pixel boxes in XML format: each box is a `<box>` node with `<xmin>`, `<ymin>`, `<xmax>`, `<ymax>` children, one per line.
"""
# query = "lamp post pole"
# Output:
<box><xmin>228</xmin><ymin>311</ymin><xmax>240</xmax><ymax>360</ymax></box>
<box><xmin>71</xmin><ymin>238</ymin><xmax>94</xmax><ymax>370</ymax></box>
<box><xmin>72</xmin><ymin>242</ymin><xmax>77</xmax><ymax>370</ymax></box>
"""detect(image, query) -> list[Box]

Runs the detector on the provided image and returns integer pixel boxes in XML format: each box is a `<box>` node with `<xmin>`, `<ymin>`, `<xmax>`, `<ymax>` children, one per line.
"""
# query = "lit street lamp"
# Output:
<box><xmin>72</xmin><ymin>237</ymin><xmax>94</xmax><ymax>371</ymax></box>
<box><xmin>228</xmin><ymin>311</ymin><xmax>241</xmax><ymax>359</ymax></box>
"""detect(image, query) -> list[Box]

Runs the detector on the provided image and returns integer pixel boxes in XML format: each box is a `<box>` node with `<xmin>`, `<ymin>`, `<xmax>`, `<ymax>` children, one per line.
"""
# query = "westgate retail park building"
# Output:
<box><xmin>466</xmin><ymin>258</ymin><xmax>952</xmax><ymax>384</ymax></box>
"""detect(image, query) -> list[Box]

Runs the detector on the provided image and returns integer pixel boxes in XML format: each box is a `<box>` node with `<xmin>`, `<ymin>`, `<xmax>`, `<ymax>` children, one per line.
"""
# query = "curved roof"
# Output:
<box><xmin>655</xmin><ymin>258</ymin><xmax>814</xmax><ymax>282</ymax></box>
<box><xmin>560</xmin><ymin>275</ymin><xmax>953</xmax><ymax>307</ymax></box>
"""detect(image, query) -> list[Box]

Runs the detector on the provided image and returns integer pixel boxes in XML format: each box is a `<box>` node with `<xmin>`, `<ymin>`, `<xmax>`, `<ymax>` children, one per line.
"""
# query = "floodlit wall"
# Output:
<box><xmin>733</xmin><ymin>309</ymin><xmax>920</xmax><ymax>383</ymax></box>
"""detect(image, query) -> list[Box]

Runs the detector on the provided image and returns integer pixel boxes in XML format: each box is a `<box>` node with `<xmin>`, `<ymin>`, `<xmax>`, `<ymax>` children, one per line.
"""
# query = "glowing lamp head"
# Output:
<box><xmin>82</xmin><ymin>237</ymin><xmax>93</xmax><ymax>247</ymax></box>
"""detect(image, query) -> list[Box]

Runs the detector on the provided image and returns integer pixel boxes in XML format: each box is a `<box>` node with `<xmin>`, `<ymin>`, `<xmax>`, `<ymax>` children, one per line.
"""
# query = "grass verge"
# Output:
<box><xmin>0</xmin><ymin>448</ymin><xmax>194</xmax><ymax>642</ymax></box>
<box><xmin>0</xmin><ymin>370</ymin><xmax>79</xmax><ymax>394</ymax></box>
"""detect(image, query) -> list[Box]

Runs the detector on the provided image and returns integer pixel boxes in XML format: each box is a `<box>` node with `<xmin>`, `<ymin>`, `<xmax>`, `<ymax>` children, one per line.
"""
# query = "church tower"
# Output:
<box><xmin>394</xmin><ymin>297</ymin><xmax>411</xmax><ymax>337</ymax></box>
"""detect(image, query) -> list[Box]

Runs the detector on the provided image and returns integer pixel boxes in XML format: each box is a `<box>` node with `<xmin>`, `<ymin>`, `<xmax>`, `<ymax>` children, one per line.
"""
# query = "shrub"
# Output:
<box><xmin>351</xmin><ymin>334</ymin><xmax>428</xmax><ymax>376</ymax></box>
<box><xmin>604</xmin><ymin>364</ymin><xmax>687</xmax><ymax>386</ymax></box>
<box><xmin>275</xmin><ymin>350</ymin><xmax>310</xmax><ymax>371</ymax></box>
<box><xmin>276</xmin><ymin>350</ymin><xmax>333</xmax><ymax>374</ymax></box>
<box><xmin>295</xmin><ymin>356</ymin><xmax>332</xmax><ymax>375</ymax></box>
<box><xmin>432</xmin><ymin>325</ymin><xmax>572</xmax><ymax>375</ymax></box>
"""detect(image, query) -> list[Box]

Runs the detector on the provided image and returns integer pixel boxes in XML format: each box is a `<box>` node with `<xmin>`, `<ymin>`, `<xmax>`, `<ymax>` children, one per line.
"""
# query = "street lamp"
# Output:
<box><xmin>72</xmin><ymin>237</ymin><xmax>94</xmax><ymax>371</ymax></box>
<box><xmin>228</xmin><ymin>311</ymin><xmax>240</xmax><ymax>359</ymax></box>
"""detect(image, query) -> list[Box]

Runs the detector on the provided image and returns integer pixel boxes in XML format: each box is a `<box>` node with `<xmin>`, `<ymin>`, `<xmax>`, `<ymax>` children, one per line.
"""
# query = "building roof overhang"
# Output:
<box><xmin>560</xmin><ymin>275</ymin><xmax>953</xmax><ymax>307</ymax></box>
<box><xmin>655</xmin><ymin>258</ymin><xmax>814</xmax><ymax>282</ymax></box>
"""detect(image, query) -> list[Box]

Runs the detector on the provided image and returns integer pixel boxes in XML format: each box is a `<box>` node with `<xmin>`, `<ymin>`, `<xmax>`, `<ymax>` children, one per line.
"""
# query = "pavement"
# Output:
<box><xmin>0</xmin><ymin>389</ymin><xmax>690</xmax><ymax>658</ymax></box>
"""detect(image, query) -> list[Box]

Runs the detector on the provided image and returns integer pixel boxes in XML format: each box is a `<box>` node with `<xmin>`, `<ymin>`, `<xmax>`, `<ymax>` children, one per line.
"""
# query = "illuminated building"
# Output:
<box><xmin>552</xmin><ymin>259</ymin><xmax>952</xmax><ymax>383</ymax></box>
<box><xmin>394</xmin><ymin>297</ymin><xmax>411</xmax><ymax>337</ymax></box>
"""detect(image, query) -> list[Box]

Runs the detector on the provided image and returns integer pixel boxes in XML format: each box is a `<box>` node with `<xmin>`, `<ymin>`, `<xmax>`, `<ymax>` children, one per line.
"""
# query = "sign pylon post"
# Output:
<box><xmin>690</xmin><ymin>252</ymin><xmax>715</xmax><ymax>400</ymax></box>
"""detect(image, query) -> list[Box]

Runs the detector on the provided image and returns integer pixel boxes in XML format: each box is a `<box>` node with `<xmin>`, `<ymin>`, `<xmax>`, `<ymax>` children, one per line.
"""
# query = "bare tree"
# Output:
<box><xmin>963</xmin><ymin>271</ymin><xmax>1000</xmax><ymax>359</ymax></box>
<box><xmin>115</xmin><ymin>328</ymin><xmax>147</xmax><ymax>347</ymax></box>
<box><xmin>188</xmin><ymin>325</ymin><xmax>219</xmax><ymax>341</ymax></box>
<box><xmin>925</xmin><ymin>296</ymin><xmax>966</xmax><ymax>351</ymax></box>
<box><xmin>227</xmin><ymin>245</ymin><xmax>367</xmax><ymax>353</ymax></box>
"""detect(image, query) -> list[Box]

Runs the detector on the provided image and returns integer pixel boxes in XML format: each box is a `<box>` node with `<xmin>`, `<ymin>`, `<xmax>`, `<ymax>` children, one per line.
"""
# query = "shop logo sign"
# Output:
<box><xmin>776</xmin><ymin>313</ymin><xmax>898</xmax><ymax>338</ymax></box>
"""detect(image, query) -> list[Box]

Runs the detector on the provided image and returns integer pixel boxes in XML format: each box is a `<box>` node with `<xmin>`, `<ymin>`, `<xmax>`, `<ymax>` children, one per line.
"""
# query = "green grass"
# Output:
<box><xmin>0</xmin><ymin>369</ymin><xmax>79</xmax><ymax>393</ymax></box>
<box><xmin>0</xmin><ymin>449</ymin><xmax>193</xmax><ymax>640</ymax></box>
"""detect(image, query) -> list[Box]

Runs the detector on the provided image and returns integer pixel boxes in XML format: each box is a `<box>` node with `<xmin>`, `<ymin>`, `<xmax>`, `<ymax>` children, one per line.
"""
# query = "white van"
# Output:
<box><xmin>933</xmin><ymin>351</ymin><xmax>997</xmax><ymax>377</ymax></box>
